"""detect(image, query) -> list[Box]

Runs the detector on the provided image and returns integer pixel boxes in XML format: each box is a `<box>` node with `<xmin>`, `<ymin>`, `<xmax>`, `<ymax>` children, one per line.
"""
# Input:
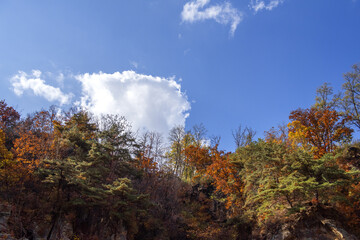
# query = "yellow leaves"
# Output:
<box><xmin>288</xmin><ymin>120</ymin><xmax>311</xmax><ymax>151</ymax></box>
<box><xmin>0</xmin><ymin>129</ymin><xmax>12</xmax><ymax>161</ymax></box>
<box><xmin>288</xmin><ymin>108</ymin><xmax>353</xmax><ymax>158</ymax></box>
<box><xmin>0</xmin><ymin>129</ymin><xmax>20</xmax><ymax>187</ymax></box>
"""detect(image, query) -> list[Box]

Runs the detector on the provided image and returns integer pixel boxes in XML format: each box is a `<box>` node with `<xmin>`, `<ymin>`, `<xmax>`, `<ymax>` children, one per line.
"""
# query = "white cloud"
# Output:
<box><xmin>249</xmin><ymin>0</ymin><xmax>284</xmax><ymax>12</ymax></box>
<box><xmin>56</xmin><ymin>72</ymin><xmax>65</xmax><ymax>84</ymax></box>
<box><xmin>75</xmin><ymin>71</ymin><xmax>191</xmax><ymax>135</ymax></box>
<box><xmin>181</xmin><ymin>0</ymin><xmax>243</xmax><ymax>36</ymax></box>
<box><xmin>11</xmin><ymin>69</ymin><xmax>191</xmax><ymax>136</ymax></box>
<box><xmin>11</xmin><ymin>70</ymin><xmax>72</xmax><ymax>105</ymax></box>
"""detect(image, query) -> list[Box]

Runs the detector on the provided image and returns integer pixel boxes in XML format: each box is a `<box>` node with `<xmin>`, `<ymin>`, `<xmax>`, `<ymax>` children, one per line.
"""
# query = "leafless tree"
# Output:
<box><xmin>232</xmin><ymin>125</ymin><xmax>256</xmax><ymax>149</ymax></box>
<box><xmin>210</xmin><ymin>135</ymin><xmax>221</xmax><ymax>147</ymax></box>
<box><xmin>168</xmin><ymin>125</ymin><xmax>186</xmax><ymax>176</ymax></box>
<box><xmin>139</xmin><ymin>131</ymin><xmax>166</xmax><ymax>165</ymax></box>
<box><xmin>192</xmin><ymin>123</ymin><xmax>207</xmax><ymax>146</ymax></box>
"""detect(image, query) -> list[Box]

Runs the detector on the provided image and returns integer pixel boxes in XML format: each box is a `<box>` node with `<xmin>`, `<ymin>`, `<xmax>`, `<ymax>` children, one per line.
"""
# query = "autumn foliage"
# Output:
<box><xmin>184</xmin><ymin>144</ymin><xmax>243</xmax><ymax>210</ymax></box>
<box><xmin>288</xmin><ymin>107</ymin><xmax>352</xmax><ymax>158</ymax></box>
<box><xmin>2</xmin><ymin>65</ymin><xmax>360</xmax><ymax>240</ymax></box>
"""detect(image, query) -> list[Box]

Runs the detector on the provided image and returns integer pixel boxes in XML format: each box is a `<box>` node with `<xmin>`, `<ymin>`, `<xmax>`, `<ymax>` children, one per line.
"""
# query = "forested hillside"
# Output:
<box><xmin>1</xmin><ymin>64</ymin><xmax>360</xmax><ymax>239</ymax></box>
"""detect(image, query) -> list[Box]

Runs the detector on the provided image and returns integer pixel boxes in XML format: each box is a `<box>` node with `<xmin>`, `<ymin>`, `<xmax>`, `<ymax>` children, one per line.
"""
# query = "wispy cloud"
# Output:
<box><xmin>76</xmin><ymin>71</ymin><xmax>191</xmax><ymax>135</ymax></box>
<box><xmin>130</xmin><ymin>61</ymin><xmax>139</xmax><ymax>69</ymax></box>
<box><xmin>249</xmin><ymin>0</ymin><xmax>284</xmax><ymax>12</ymax></box>
<box><xmin>181</xmin><ymin>0</ymin><xmax>243</xmax><ymax>36</ymax></box>
<box><xmin>11</xmin><ymin>70</ymin><xmax>72</xmax><ymax>105</ymax></box>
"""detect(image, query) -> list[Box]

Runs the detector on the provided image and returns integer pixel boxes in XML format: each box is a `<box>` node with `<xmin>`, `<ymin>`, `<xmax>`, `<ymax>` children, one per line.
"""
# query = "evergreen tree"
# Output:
<box><xmin>233</xmin><ymin>140</ymin><xmax>359</xmax><ymax>221</ymax></box>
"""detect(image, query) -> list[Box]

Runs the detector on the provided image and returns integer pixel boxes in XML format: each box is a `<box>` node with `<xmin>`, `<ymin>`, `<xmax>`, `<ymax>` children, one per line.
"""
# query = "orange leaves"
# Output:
<box><xmin>12</xmin><ymin>110</ymin><xmax>56</xmax><ymax>179</ymax></box>
<box><xmin>288</xmin><ymin>107</ymin><xmax>353</xmax><ymax>158</ymax></box>
<box><xmin>336</xmin><ymin>182</ymin><xmax>360</xmax><ymax>229</ymax></box>
<box><xmin>207</xmin><ymin>149</ymin><xmax>241</xmax><ymax>194</ymax></box>
<box><xmin>184</xmin><ymin>145</ymin><xmax>212</xmax><ymax>177</ymax></box>
<box><xmin>184</xmin><ymin>144</ymin><xmax>243</xmax><ymax>210</ymax></box>
<box><xmin>0</xmin><ymin>129</ymin><xmax>18</xmax><ymax>188</ymax></box>
<box><xmin>135</xmin><ymin>152</ymin><xmax>158</xmax><ymax>174</ymax></box>
<box><xmin>13</xmin><ymin>130</ymin><xmax>48</xmax><ymax>174</ymax></box>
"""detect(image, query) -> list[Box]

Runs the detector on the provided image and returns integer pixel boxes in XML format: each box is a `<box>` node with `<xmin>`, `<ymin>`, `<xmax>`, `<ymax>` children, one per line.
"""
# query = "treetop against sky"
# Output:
<box><xmin>0</xmin><ymin>0</ymin><xmax>359</xmax><ymax>151</ymax></box>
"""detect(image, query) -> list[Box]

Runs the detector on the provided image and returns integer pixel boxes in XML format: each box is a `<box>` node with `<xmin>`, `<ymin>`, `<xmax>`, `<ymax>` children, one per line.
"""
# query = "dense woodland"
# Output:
<box><xmin>1</xmin><ymin>64</ymin><xmax>360</xmax><ymax>239</ymax></box>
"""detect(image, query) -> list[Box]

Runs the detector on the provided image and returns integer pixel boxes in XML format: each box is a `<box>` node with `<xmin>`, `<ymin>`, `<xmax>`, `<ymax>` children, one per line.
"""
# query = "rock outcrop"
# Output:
<box><xmin>264</xmin><ymin>205</ymin><xmax>358</xmax><ymax>240</ymax></box>
<box><xmin>0</xmin><ymin>203</ymin><xmax>15</xmax><ymax>240</ymax></box>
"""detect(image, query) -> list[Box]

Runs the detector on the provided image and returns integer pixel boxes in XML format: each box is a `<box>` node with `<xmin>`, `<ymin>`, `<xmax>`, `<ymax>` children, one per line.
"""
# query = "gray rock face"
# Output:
<box><xmin>269</xmin><ymin>205</ymin><xmax>358</xmax><ymax>240</ymax></box>
<box><xmin>0</xmin><ymin>203</ymin><xmax>12</xmax><ymax>238</ymax></box>
<box><xmin>320</xmin><ymin>219</ymin><xmax>357</xmax><ymax>240</ymax></box>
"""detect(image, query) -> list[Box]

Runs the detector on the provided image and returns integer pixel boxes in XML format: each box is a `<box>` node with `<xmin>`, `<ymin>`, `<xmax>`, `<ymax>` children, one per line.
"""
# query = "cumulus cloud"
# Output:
<box><xmin>181</xmin><ymin>0</ymin><xmax>243</xmax><ymax>36</ymax></box>
<box><xmin>75</xmin><ymin>71</ymin><xmax>191</xmax><ymax>135</ymax></box>
<box><xmin>249</xmin><ymin>0</ymin><xmax>284</xmax><ymax>12</ymax></box>
<box><xmin>11</xmin><ymin>70</ymin><xmax>72</xmax><ymax>105</ymax></box>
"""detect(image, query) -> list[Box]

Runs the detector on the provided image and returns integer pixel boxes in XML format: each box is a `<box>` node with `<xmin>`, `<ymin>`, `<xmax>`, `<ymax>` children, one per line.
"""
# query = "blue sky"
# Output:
<box><xmin>0</xmin><ymin>0</ymin><xmax>359</xmax><ymax>151</ymax></box>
